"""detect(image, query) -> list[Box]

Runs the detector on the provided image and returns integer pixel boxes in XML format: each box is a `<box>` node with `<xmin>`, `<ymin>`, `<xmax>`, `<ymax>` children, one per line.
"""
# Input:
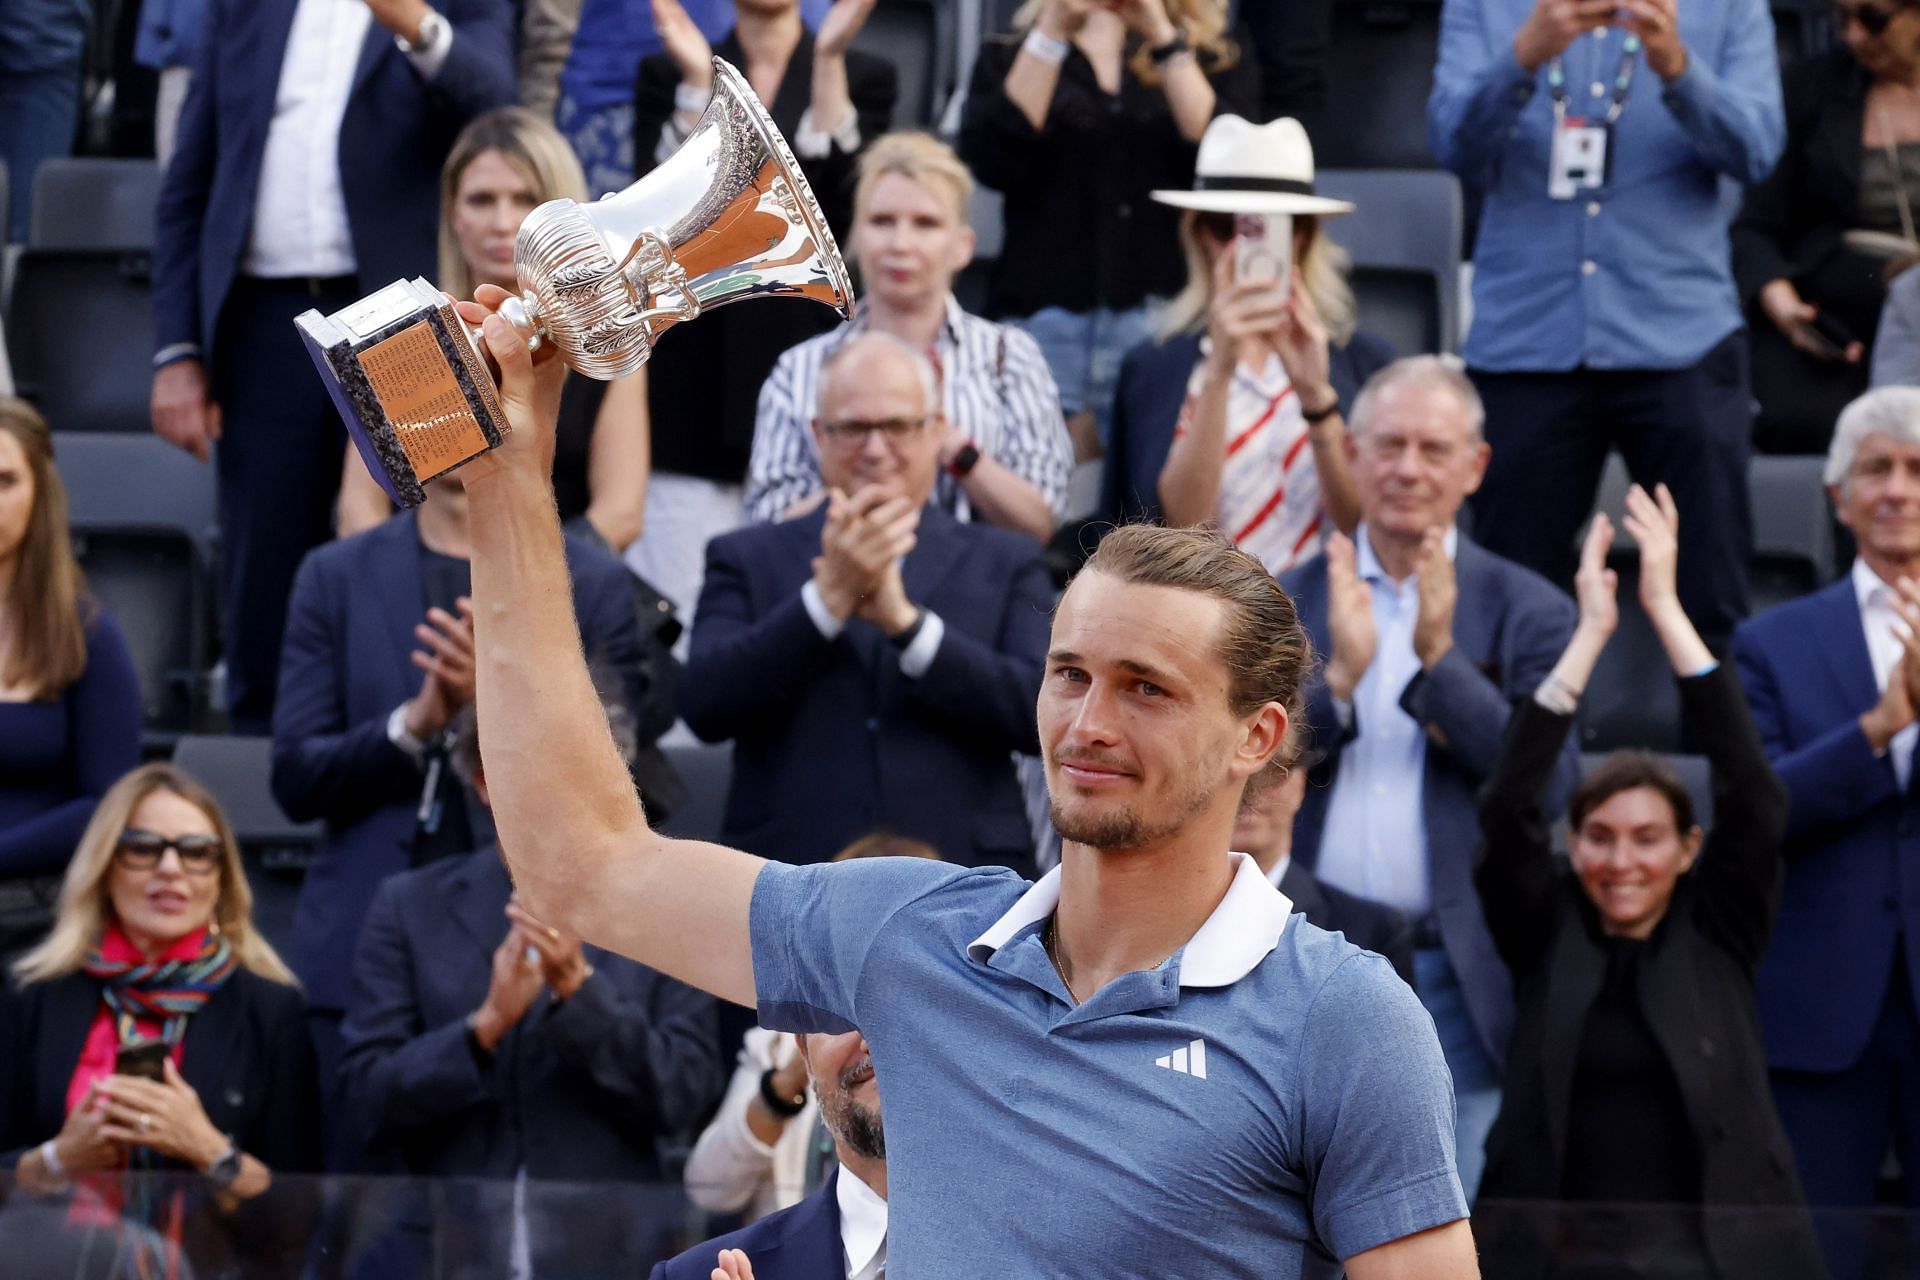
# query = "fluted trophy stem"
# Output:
<box><xmin>295</xmin><ymin>55</ymin><xmax>853</xmax><ymax>508</ymax></box>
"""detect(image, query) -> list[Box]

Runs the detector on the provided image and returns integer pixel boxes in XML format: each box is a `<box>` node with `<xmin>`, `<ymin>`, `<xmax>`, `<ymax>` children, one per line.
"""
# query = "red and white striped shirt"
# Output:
<box><xmin>1174</xmin><ymin>350</ymin><xmax>1325</xmax><ymax>574</ymax></box>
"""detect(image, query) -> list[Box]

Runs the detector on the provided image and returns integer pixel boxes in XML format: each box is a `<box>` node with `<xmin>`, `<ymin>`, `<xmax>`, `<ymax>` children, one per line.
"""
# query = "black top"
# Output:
<box><xmin>957</xmin><ymin>29</ymin><xmax>1260</xmax><ymax>319</ymax></box>
<box><xmin>1561</xmin><ymin>937</ymin><xmax>1700</xmax><ymax>1203</ymax></box>
<box><xmin>633</xmin><ymin>29</ymin><xmax>896</xmax><ymax>481</ymax></box>
<box><xmin>553</xmin><ymin>373</ymin><xmax>605</xmax><ymax>525</ymax></box>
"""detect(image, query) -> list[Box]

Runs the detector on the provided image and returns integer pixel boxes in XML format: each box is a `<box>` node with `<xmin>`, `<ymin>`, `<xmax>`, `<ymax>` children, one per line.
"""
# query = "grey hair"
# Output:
<box><xmin>1347</xmin><ymin>354</ymin><xmax>1485</xmax><ymax>443</ymax></box>
<box><xmin>449</xmin><ymin>665</ymin><xmax>636</xmax><ymax>788</ymax></box>
<box><xmin>814</xmin><ymin>330</ymin><xmax>940</xmax><ymax>423</ymax></box>
<box><xmin>1826</xmin><ymin>386</ymin><xmax>1920</xmax><ymax>488</ymax></box>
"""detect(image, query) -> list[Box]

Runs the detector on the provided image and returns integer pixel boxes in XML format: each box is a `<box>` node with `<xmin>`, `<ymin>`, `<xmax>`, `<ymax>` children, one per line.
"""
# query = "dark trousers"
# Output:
<box><xmin>1468</xmin><ymin>332</ymin><xmax>1753</xmax><ymax>651</ymax></box>
<box><xmin>209</xmin><ymin>276</ymin><xmax>355</xmax><ymax>733</ymax></box>
<box><xmin>1771</xmin><ymin>958</ymin><xmax>1920</xmax><ymax>1278</ymax></box>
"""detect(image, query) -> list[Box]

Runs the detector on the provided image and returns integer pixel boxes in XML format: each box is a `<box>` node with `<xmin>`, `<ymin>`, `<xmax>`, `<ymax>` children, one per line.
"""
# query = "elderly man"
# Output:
<box><xmin>1428</xmin><ymin>0</ymin><xmax>1783</xmax><ymax>651</ymax></box>
<box><xmin>1280</xmin><ymin>355</ymin><xmax>1580</xmax><ymax>1198</ymax></box>
<box><xmin>654</xmin><ymin>1028</ymin><xmax>887</xmax><ymax>1280</ymax></box>
<box><xmin>681</xmin><ymin>331</ymin><xmax>1053</xmax><ymax>872</ymax></box>
<box><xmin>445</xmin><ymin>284</ymin><xmax>1478</xmax><ymax>1275</ymax></box>
<box><xmin>747</xmin><ymin>131</ymin><xmax>1072</xmax><ymax>542</ymax></box>
<box><xmin>1734</xmin><ymin>387</ymin><xmax>1920</xmax><ymax>1241</ymax></box>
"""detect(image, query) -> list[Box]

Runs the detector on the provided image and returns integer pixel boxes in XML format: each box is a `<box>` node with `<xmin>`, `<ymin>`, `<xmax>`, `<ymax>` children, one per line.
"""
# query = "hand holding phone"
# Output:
<box><xmin>114</xmin><ymin>1039</ymin><xmax>170</xmax><ymax>1083</ymax></box>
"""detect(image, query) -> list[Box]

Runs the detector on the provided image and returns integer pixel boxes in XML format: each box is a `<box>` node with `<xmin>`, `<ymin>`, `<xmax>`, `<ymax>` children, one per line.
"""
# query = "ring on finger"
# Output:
<box><xmin>138</xmin><ymin>1113</ymin><xmax>153</xmax><ymax>1134</ymax></box>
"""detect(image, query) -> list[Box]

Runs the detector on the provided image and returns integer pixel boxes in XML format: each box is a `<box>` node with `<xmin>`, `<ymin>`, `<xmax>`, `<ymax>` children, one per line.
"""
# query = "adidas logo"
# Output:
<box><xmin>1153</xmin><ymin>1038</ymin><xmax>1208</xmax><ymax>1079</ymax></box>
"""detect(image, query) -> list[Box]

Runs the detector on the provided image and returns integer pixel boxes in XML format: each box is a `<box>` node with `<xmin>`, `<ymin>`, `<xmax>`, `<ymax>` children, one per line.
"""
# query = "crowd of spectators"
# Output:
<box><xmin>9</xmin><ymin>0</ymin><xmax>1920</xmax><ymax>1274</ymax></box>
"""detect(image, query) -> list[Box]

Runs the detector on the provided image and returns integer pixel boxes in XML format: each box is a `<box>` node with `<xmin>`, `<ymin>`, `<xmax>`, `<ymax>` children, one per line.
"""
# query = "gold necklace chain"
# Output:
<box><xmin>1042</xmin><ymin>917</ymin><xmax>1080</xmax><ymax>1003</ymax></box>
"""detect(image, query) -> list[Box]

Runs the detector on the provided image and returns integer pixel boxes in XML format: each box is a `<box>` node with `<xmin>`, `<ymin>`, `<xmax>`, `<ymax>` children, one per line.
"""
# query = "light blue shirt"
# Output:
<box><xmin>1427</xmin><ymin>0</ymin><xmax>1783</xmax><ymax>371</ymax></box>
<box><xmin>1315</xmin><ymin>525</ymin><xmax>1456</xmax><ymax>918</ymax></box>
<box><xmin>750</xmin><ymin>853</ymin><xmax>1466</xmax><ymax>1277</ymax></box>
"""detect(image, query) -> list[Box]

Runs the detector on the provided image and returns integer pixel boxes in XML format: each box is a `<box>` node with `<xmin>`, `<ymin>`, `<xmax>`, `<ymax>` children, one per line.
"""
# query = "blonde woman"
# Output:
<box><xmin>0</xmin><ymin>398</ymin><xmax>141</xmax><ymax>878</ymax></box>
<box><xmin>1108</xmin><ymin>116</ymin><xmax>1393</xmax><ymax>575</ymax></box>
<box><xmin>337</xmin><ymin>107</ymin><xmax>650</xmax><ymax>553</ymax></box>
<box><xmin>3</xmin><ymin>763</ymin><xmax>320</xmax><ymax>1215</ymax></box>
<box><xmin>959</xmin><ymin>0</ymin><xmax>1259</xmax><ymax>449</ymax></box>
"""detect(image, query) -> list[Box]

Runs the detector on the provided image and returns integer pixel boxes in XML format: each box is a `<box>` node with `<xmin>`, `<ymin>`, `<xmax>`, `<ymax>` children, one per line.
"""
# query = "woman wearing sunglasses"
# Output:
<box><xmin>1</xmin><ymin>763</ymin><xmax>318</xmax><ymax>1270</ymax></box>
<box><xmin>1733</xmin><ymin>0</ymin><xmax>1920</xmax><ymax>452</ymax></box>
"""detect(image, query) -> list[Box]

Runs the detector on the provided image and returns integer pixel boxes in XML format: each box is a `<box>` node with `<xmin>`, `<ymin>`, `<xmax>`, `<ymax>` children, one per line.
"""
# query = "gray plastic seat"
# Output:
<box><xmin>657</xmin><ymin>740</ymin><xmax>734</xmax><ymax>845</ymax></box>
<box><xmin>1749</xmin><ymin>454</ymin><xmax>1835</xmax><ymax>610</ymax></box>
<box><xmin>28</xmin><ymin>158</ymin><xmax>162</xmax><ymax>251</ymax></box>
<box><xmin>171</xmin><ymin>735</ymin><xmax>319</xmax><ymax>955</ymax></box>
<box><xmin>8</xmin><ymin>248</ymin><xmax>156</xmax><ymax>432</ymax></box>
<box><xmin>53</xmin><ymin>431</ymin><xmax>218</xmax><ymax>550</ymax></box>
<box><xmin>1318</xmin><ymin>169</ymin><xmax>1464</xmax><ymax>353</ymax></box>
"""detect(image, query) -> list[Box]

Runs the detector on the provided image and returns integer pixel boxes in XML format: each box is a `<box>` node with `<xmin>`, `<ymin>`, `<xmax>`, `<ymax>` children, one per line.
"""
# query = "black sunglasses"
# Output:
<box><xmin>115</xmin><ymin>829</ymin><xmax>222</xmax><ymax>875</ymax></box>
<box><xmin>1835</xmin><ymin>0</ymin><xmax>1906</xmax><ymax>35</ymax></box>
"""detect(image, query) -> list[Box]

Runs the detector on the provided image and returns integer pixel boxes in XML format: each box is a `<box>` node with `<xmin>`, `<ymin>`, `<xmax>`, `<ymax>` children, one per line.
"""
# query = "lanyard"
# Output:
<box><xmin>1547</xmin><ymin>32</ymin><xmax>1643</xmax><ymax>124</ymax></box>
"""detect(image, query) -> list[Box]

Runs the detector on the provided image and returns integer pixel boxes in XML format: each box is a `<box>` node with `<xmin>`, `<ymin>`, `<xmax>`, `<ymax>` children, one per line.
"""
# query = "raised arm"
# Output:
<box><xmin>454</xmin><ymin>290</ymin><xmax>765</xmax><ymax>1007</ymax></box>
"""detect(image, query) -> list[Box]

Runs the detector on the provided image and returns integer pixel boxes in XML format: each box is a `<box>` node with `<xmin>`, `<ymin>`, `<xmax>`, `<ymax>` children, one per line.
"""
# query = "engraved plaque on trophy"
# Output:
<box><xmin>296</xmin><ymin>57</ymin><xmax>853</xmax><ymax>507</ymax></box>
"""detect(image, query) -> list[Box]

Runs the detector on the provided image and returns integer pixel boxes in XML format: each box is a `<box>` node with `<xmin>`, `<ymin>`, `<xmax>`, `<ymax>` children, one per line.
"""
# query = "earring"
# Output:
<box><xmin>209</xmin><ymin>908</ymin><xmax>221</xmax><ymax>937</ymax></box>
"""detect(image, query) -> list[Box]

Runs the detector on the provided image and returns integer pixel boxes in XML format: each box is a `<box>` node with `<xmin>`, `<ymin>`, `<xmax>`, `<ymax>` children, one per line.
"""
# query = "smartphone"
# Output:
<box><xmin>1234</xmin><ymin>212</ymin><xmax>1292</xmax><ymax>297</ymax></box>
<box><xmin>1809</xmin><ymin>308</ymin><xmax>1857</xmax><ymax>357</ymax></box>
<box><xmin>114</xmin><ymin>1039</ymin><xmax>169</xmax><ymax>1082</ymax></box>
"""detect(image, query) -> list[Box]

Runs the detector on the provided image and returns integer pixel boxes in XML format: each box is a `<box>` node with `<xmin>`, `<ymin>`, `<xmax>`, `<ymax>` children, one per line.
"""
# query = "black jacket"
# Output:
<box><xmin>1731</xmin><ymin>48</ymin><xmax>1883</xmax><ymax>339</ymax></box>
<box><xmin>1475</xmin><ymin>668</ymin><xmax>1824</xmax><ymax>1279</ymax></box>
<box><xmin>958</xmin><ymin>29</ymin><xmax>1260</xmax><ymax>319</ymax></box>
<box><xmin>0</xmin><ymin>964</ymin><xmax>321</xmax><ymax>1278</ymax></box>
<box><xmin>1279</xmin><ymin>859</ymin><xmax>1414</xmax><ymax>984</ymax></box>
<box><xmin>633</xmin><ymin>29</ymin><xmax>896</xmax><ymax>481</ymax></box>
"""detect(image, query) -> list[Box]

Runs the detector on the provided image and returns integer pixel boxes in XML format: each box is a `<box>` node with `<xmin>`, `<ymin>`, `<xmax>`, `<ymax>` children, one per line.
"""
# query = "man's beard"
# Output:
<box><xmin>1048</xmin><ymin>763</ymin><xmax>1217</xmax><ymax>851</ymax></box>
<box><xmin>820</xmin><ymin>1060</ymin><xmax>886</xmax><ymax>1160</ymax></box>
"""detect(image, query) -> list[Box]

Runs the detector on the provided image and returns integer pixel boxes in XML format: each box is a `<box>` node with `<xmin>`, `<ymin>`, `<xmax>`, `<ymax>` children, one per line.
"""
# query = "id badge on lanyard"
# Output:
<box><xmin>1545</xmin><ymin>33</ymin><xmax>1640</xmax><ymax>201</ymax></box>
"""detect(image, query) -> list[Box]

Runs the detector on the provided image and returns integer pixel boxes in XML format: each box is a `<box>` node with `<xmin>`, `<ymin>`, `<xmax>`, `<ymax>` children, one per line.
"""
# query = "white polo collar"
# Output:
<box><xmin>966</xmin><ymin>852</ymin><xmax>1293</xmax><ymax>989</ymax></box>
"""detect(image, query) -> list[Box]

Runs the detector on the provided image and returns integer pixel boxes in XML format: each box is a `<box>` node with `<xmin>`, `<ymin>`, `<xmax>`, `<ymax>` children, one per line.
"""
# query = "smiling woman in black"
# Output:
<box><xmin>1471</xmin><ymin>485</ymin><xmax>1825</xmax><ymax>1280</ymax></box>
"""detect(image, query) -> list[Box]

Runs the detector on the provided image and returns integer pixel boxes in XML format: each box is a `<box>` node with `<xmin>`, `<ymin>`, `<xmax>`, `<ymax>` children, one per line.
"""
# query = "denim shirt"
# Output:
<box><xmin>1427</xmin><ymin>0</ymin><xmax>1784</xmax><ymax>372</ymax></box>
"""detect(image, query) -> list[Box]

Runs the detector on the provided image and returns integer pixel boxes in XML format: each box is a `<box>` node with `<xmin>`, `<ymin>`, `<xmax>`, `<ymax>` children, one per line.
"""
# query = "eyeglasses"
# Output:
<box><xmin>817</xmin><ymin>416</ymin><xmax>929</xmax><ymax>445</ymax></box>
<box><xmin>1835</xmin><ymin>0</ymin><xmax>1905</xmax><ymax>34</ymax></box>
<box><xmin>114</xmin><ymin>830</ymin><xmax>222</xmax><ymax>875</ymax></box>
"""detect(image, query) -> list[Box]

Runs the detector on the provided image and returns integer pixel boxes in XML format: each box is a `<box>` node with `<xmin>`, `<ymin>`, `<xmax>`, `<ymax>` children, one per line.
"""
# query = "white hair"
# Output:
<box><xmin>1826</xmin><ymin>386</ymin><xmax>1920</xmax><ymax>488</ymax></box>
<box><xmin>814</xmin><ymin>331</ymin><xmax>940</xmax><ymax>423</ymax></box>
<box><xmin>1347</xmin><ymin>355</ymin><xmax>1484</xmax><ymax>443</ymax></box>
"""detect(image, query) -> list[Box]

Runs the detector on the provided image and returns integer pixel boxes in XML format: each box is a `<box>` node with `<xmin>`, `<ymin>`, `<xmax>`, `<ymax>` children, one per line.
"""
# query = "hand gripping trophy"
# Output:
<box><xmin>297</xmin><ymin>58</ymin><xmax>853</xmax><ymax>507</ymax></box>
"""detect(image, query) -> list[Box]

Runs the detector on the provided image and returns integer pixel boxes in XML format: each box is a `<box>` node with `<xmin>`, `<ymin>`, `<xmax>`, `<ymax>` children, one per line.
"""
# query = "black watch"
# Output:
<box><xmin>947</xmin><ymin>439</ymin><xmax>982</xmax><ymax>478</ymax></box>
<box><xmin>203</xmin><ymin>1138</ymin><xmax>242</xmax><ymax>1191</ymax></box>
<box><xmin>759</xmin><ymin>1067</ymin><xmax>807</xmax><ymax>1118</ymax></box>
<box><xmin>1148</xmin><ymin>31</ymin><xmax>1191</xmax><ymax>64</ymax></box>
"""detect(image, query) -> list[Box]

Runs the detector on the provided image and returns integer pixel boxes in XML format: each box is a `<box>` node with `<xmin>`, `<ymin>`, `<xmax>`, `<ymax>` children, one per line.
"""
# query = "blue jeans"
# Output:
<box><xmin>1015</xmin><ymin>303</ymin><xmax>1159</xmax><ymax>448</ymax></box>
<box><xmin>0</xmin><ymin>64</ymin><xmax>82</xmax><ymax>241</ymax></box>
<box><xmin>1414</xmin><ymin>946</ymin><xmax>1502</xmax><ymax>1201</ymax></box>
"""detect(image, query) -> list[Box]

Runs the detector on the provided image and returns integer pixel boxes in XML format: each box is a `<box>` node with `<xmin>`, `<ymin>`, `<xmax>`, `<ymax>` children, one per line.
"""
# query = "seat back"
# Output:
<box><xmin>8</xmin><ymin>249</ymin><xmax>156</xmax><ymax>433</ymax></box>
<box><xmin>1348</xmin><ymin>266</ymin><xmax>1443</xmax><ymax>357</ymax></box>
<box><xmin>1748</xmin><ymin>454</ymin><xmax>1835</xmax><ymax>610</ymax></box>
<box><xmin>1321</xmin><ymin>0</ymin><xmax>1444</xmax><ymax>169</ymax></box>
<box><xmin>73</xmin><ymin>529</ymin><xmax>208</xmax><ymax>741</ymax></box>
<box><xmin>1318</xmin><ymin>168</ymin><xmax>1464</xmax><ymax>353</ymax></box>
<box><xmin>28</xmin><ymin>158</ymin><xmax>162</xmax><ymax>251</ymax></box>
<box><xmin>54</xmin><ymin>432</ymin><xmax>219</xmax><ymax>550</ymax></box>
<box><xmin>852</xmin><ymin>0</ymin><xmax>952</xmax><ymax>128</ymax></box>
<box><xmin>170</xmin><ymin>735</ymin><xmax>319</xmax><ymax>956</ymax></box>
<box><xmin>657</xmin><ymin>740</ymin><xmax>734</xmax><ymax>845</ymax></box>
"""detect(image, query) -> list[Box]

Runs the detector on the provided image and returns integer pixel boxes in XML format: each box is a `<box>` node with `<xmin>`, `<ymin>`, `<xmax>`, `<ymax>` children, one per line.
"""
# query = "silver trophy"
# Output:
<box><xmin>297</xmin><ymin>57</ymin><xmax>854</xmax><ymax>507</ymax></box>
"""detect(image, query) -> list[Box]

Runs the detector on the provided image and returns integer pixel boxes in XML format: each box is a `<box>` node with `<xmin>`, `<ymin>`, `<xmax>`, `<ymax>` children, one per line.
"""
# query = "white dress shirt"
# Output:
<box><xmin>801</xmin><ymin>579</ymin><xmax>946</xmax><ymax>677</ymax></box>
<box><xmin>836</xmin><ymin>1166</ymin><xmax>888</xmax><ymax>1280</ymax></box>
<box><xmin>243</xmin><ymin>0</ymin><xmax>453</xmax><ymax>278</ymax></box>
<box><xmin>1854</xmin><ymin>558</ymin><xmax>1918</xmax><ymax>790</ymax></box>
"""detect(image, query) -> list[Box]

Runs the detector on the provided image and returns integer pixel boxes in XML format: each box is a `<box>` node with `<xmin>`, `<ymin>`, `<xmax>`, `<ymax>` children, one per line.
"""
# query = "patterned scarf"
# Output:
<box><xmin>82</xmin><ymin>930</ymin><xmax>236</xmax><ymax>1049</ymax></box>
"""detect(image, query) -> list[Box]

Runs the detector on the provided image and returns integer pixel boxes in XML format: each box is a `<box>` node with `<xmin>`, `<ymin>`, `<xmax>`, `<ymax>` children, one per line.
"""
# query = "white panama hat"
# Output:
<box><xmin>1151</xmin><ymin>115</ymin><xmax>1355</xmax><ymax>217</ymax></box>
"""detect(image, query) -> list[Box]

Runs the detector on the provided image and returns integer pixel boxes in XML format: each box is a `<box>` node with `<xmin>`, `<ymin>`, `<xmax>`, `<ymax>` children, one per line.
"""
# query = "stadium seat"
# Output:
<box><xmin>53</xmin><ymin>431</ymin><xmax>219</xmax><ymax>548</ymax></box>
<box><xmin>658</xmin><ymin>740</ymin><xmax>734</xmax><ymax>845</ymax></box>
<box><xmin>8</xmin><ymin>248</ymin><xmax>156</xmax><ymax>432</ymax></box>
<box><xmin>1321</xmin><ymin>0</ymin><xmax>1443</xmax><ymax>170</ymax></box>
<box><xmin>1748</xmin><ymin>454</ymin><xmax>1835</xmax><ymax>611</ymax></box>
<box><xmin>1320</xmin><ymin>168</ymin><xmax>1465</xmax><ymax>352</ymax></box>
<box><xmin>852</xmin><ymin>0</ymin><xmax>954</xmax><ymax>128</ymax></box>
<box><xmin>170</xmin><ymin>735</ymin><xmax>319</xmax><ymax>955</ymax></box>
<box><xmin>27</xmin><ymin>158</ymin><xmax>162</xmax><ymax>251</ymax></box>
<box><xmin>1349</xmin><ymin>266</ymin><xmax>1443</xmax><ymax>358</ymax></box>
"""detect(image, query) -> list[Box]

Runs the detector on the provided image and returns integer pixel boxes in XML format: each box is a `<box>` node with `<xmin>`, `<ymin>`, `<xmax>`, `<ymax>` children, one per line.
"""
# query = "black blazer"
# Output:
<box><xmin>633</xmin><ymin>30</ymin><xmax>896</xmax><ymax>481</ymax></box>
<box><xmin>1731</xmin><ymin>48</ymin><xmax>1882</xmax><ymax>335</ymax></box>
<box><xmin>681</xmin><ymin>503</ymin><xmax>1052</xmax><ymax>871</ymax></box>
<box><xmin>1475</xmin><ymin>668</ymin><xmax>1823</xmax><ymax>1278</ymax></box>
<box><xmin>338</xmin><ymin>845</ymin><xmax>722</xmax><ymax>1181</ymax></box>
<box><xmin>1279</xmin><ymin>859</ymin><xmax>1414</xmax><ymax>984</ymax></box>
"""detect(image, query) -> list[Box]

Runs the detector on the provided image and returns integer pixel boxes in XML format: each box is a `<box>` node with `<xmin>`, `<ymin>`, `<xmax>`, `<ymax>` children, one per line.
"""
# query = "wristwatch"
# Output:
<box><xmin>395</xmin><ymin>7</ymin><xmax>448</xmax><ymax>54</ymax></box>
<box><xmin>203</xmin><ymin>1137</ymin><xmax>242</xmax><ymax>1191</ymax></box>
<box><xmin>946</xmin><ymin>438</ymin><xmax>982</xmax><ymax>478</ymax></box>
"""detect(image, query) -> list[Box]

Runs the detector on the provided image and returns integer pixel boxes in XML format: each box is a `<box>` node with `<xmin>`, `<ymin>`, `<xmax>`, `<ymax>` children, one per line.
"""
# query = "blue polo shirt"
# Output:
<box><xmin>751</xmin><ymin>851</ymin><xmax>1467</xmax><ymax>1277</ymax></box>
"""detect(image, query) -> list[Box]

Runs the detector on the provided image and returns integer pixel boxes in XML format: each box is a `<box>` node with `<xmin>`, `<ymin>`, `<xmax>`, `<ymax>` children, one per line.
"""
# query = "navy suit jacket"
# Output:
<box><xmin>1281</xmin><ymin>533</ymin><xmax>1578</xmax><ymax>1065</ymax></box>
<box><xmin>1101</xmin><ymin>327</ymin><xmax>1395</xmax><ymax>528</ymax></box>
<box><xmin>338</xmin><ymin>845</ymin><xmax>720</xmax><ymax>1180</ymax></box>
<box><xmin>681</xmin><ymin>504</ymin><xmax>1051</xmax><ymax>871</ymax></box>
<box><xmin>152</xmin><ymin>0</ymin><xmax>514</xmax><ymax>355</ymax></box>
<box><xmin>1733</xmin><ymin>578</ymin><xmax>1920</xmax><ymax>1072</ymax></box>
<box><xmin>270</xmin><ymin>512</ymin><xmax>644</xmax><ymax>1011</ymax></box>
<box><xmin>650</xmin><ymin>1170</ymin><xmax>848</xmax><ymax>1280</ymax></box>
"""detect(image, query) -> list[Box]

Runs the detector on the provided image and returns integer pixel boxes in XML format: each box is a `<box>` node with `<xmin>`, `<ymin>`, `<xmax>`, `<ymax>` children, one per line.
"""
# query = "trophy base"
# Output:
<box><xmin>296</xmin><ymin>278</ymin><xmax>509</xmax><ymax>508</ymax></box>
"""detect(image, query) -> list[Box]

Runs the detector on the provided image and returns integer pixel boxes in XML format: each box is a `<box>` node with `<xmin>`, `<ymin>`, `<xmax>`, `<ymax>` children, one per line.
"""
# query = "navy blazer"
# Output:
<box><xmin>681</xmin><ymin>504</ymin><xmax>1052</xmax><ymax>871</ymax></box>
<box><xmin>1101</xmin><ymin>327</ymin><xmax>1395</xmax><ymax>529</ymax></box>
<box><xmin>650</xmin><ymin>1169</ymin><xmax>848</xmax><ymax>1280</ymax></box>
<box><xmin>338</xmin><ymin>845</ymin><xmax>721</xmax><ymax>1180</ymax></box>
<box><xmin>152</xmin><ymin>0</ymin><xmax>514</xmax><ymax>355</ymax></box>
<box><xmin>1281</xmin><ymin>533</ymin><xmax>1578</xmax><ymax>1065</ymax></box>
<box><xmin>270</xmin><ymin>512</ymin><xmax>645</xmax><ymax>1011</ymax></box>
<box><xmin>1733</xmin><ymin>578</ymin><xmax>1920</xmax><ymax>1073</ymax></box>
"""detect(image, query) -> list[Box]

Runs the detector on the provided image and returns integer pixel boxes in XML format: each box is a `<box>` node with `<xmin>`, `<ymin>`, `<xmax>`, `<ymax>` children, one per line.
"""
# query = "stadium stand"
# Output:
<box><xmin>1319</xmin><ymin>168</ymin><xmax>1464</xmax><ymax>354</ymax></box>
<box><xmin>26</xmin><ymin>157</ymin><xmax>161</xmax><ymax>251</ymax></box>
<box><xmin>170</xmin><ymin>734</ymin><xmax>319</xmax><ymax>955</ymax></box>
